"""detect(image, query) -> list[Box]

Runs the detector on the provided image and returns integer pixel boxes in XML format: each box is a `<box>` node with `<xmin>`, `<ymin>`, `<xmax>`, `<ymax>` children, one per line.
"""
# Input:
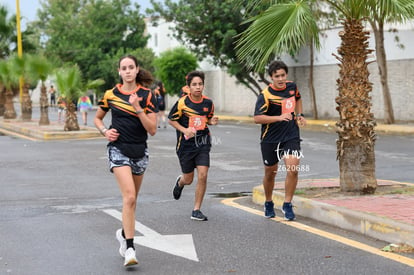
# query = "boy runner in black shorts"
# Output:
<box><xmin>168</xmin><ymin>71</ymin><xmax>219</xmax><ymax>221</ymax></box>
<box><xmin>254</xmin><ymin>61</ymin><xmax>306</xmax><ymax>220</ymax></box>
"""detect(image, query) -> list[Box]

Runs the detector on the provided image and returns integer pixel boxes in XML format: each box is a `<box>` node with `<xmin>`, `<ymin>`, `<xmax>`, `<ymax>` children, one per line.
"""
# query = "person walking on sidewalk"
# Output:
<box><xmin>168</xmin><ymin>71</ymin><xmax>219</xmax><ymax>221</ymax></box>
<box><xmin>254</xmin><ymin>60</ymin><xmax>306</xmax><ymax>221</ymax></box>
<box><xmin>77</xmin><ymin>94</ymin><xmax>93</xmax><ymax>125</ymax></box>
<box><xmin>94</xmin><ymin>55</ymin><xmax>157</xmax><ymax>266</ymax></box>
<box><xmin>49</xmin><ymin>85</ymin><xmax>56</xmax><ymax>106</ymax></box>
<box><xmin>153</xmin><ymin>81</ymin><xmax>167</xmax><ymax>128</ymax></box>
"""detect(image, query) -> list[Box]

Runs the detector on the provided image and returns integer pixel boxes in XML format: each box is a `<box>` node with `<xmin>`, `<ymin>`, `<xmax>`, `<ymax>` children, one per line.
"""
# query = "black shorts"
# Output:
<box><xmin>177</xmin><ymin>149</ymin><xmax>210</xmax><ymax>174</ymax></box>
<box><xmin>261</xmin><ymin>138</ymin><xmax>301</xmax><ymax>166</ymax></box>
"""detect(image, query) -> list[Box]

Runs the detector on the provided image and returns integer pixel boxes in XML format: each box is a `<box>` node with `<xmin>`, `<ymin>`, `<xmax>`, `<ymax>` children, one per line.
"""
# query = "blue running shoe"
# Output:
<box><xmin>264</xmin><ymin>201</ymin><xmax>275</xmax><ymax>218</ymax></box>
<box><xmin>282</xmin><ymin>202</ymin><xmax>295</xmax><ymax>221</ymax></box>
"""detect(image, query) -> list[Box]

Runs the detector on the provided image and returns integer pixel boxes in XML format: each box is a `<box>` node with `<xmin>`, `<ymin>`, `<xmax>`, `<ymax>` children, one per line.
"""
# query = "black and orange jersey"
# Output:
<box><xmin>168</xmin><ymin>94</ymin><xmax>215</xmax><ymax>152</ymax></box>
<box><xmin>180</xmin><ymin>85</ymin><xmax>190</xmax><ymax>97</ymax></box>
<box><xmin>98</xmin><ymin>84</ymin><xmax>158</xmax><ymax>144</ymax></box>
<box><xmin>254</xmin><ymin>82</ymin><xmax>301</xmax><ymax>143</ymax></box>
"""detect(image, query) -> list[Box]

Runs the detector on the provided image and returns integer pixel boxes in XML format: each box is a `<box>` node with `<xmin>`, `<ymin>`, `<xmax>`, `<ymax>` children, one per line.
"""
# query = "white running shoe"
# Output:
<box><xmin>124</xmin><ymin>247</ymin><xmax>138</xmax><ymax>266</ymax></box>
<box><xmin>116</xmin><ymin>229</ymin><xmax>126</xmax><ymax>257</ymax></box>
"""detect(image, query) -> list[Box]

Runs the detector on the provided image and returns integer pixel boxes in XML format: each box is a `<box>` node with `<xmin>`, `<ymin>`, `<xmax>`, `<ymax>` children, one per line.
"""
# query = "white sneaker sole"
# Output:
<box><xmin>124</xmin><ymin>257</ymin><xmax>138</xmax><ymax>266</ymax></box>
<box><xmin>116</xmin><ymin>229</ymin><xmax>126</xmax><ymax>257</ymax></box>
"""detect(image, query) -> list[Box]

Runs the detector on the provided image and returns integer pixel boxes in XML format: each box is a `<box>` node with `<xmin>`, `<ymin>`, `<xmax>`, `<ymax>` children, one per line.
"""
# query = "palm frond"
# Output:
<box><xmin>27</xmin><ymin>55</ymin><xmax>53</xmax><ymax>82</ymax></box>
<box><xmin>236</xmin><ymin>1</ymin><xmax>319</xmax><ymax>72</ymax></box>
<box><xmin>85</xmin><ymin>79</ymin><xmax>105</xmax><ymax>90</ymax></box>
<box><xmin>0</xmin><ymin>59</ymin><xmax>19</xmax><ymax>89</ymax></box>
<box><xmin>55</xmin><ymin>66</ymin><xmax>82</xmax><ymax>101</ymax></box>
<box><xmin>366</xmin><ymin>0</ymin><xmax>414</xmax><ymax>22</ymax></box>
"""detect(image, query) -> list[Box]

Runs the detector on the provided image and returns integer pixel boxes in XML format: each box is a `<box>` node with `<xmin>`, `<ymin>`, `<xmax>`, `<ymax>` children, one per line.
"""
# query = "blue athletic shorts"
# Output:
<box><xmin>107</xmin><ymin>144</ymin><xmax>149</xmax><ymax>175</ymax></box>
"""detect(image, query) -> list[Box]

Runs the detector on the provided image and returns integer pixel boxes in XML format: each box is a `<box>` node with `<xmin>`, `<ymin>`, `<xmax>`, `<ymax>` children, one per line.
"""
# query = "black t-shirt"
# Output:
<box><xmin>98</xmin><ymin>84</ymin><xmax>158</xmax><ymax>145</ymax></box>
<box><xmin>254</xmin><ymin>82</ymin><xmax>301</xmax><ymax>143</ymax></box>
<box><xmin>168</xmin><ymin>94</ymin><xmax>215</xmax><ymax>152</ymax></box>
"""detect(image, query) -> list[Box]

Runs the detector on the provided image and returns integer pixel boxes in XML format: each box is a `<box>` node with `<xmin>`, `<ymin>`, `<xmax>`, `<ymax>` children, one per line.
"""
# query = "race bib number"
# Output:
<box><xmin>282</xmin><ymin>97</ymin><xmax>296</xmax><ymax>114</ymax></box>
<box><xmin>189</xmin><ymin>116</ymin><xmax>206</xmax><ymax>130</ymax></box>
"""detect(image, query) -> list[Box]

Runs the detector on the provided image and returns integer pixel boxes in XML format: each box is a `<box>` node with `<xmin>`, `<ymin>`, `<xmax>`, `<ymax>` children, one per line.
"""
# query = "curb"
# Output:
<box><xmin>252</xmin><ymin>185</ymin><xmax>414</xmax><ymax>247</ymax></box>
<box><xmin>216</xmin><ymin>115</ymin><xmax>414</xmax><ymax>136</ymax></box>
<box><xmin>0</xmin><ymin>121</ymin><xmax>102</xmax><ymax>141</ymax></box>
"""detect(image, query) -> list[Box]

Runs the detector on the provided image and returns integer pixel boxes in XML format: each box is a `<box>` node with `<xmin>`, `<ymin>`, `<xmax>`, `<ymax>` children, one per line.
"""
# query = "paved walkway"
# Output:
<box><xmin>253</xmin><ymin>178</ymin><xmax>414</xmax><ymax>247</ymax></box>
<box><xmin>1</xmin><ymin>115</ymin><xmax>414</xmax><ymax>247</ymax></box>
<box><xmin>275</xmin><ymin>178</ymin><xmax>414</xmax><ymax>226</ymax></box>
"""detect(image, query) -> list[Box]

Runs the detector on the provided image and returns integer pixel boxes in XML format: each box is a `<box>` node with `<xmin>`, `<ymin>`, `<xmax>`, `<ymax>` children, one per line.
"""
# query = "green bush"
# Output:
<box><xmin>153</xmin><ymin>47</ymin><xmax>197</xmax><ymax>96</ymax></box>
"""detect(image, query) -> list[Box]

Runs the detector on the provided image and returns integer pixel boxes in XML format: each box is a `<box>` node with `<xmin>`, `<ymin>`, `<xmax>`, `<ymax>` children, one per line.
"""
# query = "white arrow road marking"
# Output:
<box><xmin>103</xmin><ymin>209</ymin><xmax>199</xmax><ymax>262</ymax></box>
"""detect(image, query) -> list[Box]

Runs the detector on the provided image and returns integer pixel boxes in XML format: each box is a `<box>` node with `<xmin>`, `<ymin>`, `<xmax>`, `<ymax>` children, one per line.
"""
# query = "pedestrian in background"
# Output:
<box><xmin>49</xmin><ymin>85</ymin><xmax>56</xmax><ymax>106</ymax></box>
<box><xmin>77</xmin><ymin>94</ymin><xmax>93</xmax><ymax>125</ymax></box>
<box><xmin>254</xmin><ymin>60</ymin><xmax>306</xmax><ymax>221</ymax></box>
<box><xmin>56</xmin><ymin>95</ymin><xmax>66</xmax><ymax>123</ymax></box>
<box><xmin>168</xmin><ymin>71</ymin><xmax>219</xmax><ymax>221</ymax></box>
<box><xmin>154</xmin><ymin>81</ymin><xmax>167</xmax><ymax>128</ymax></box>
<box><xmin>94</xmin><ymin>54</ymin><xmax>157</xmax><ymax>266</ymax></box>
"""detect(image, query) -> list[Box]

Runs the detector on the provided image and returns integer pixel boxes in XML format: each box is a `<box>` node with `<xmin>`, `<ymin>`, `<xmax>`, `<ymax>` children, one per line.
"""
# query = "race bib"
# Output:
<box><xmin>282</xmin><ymin>97</ymin><xmax>296</xmax><ymax>114</ymax></box>
<box><xmin>189</xmin><ymin>116</ymin><xmax>207</xmax><ymax>130</ymax></box>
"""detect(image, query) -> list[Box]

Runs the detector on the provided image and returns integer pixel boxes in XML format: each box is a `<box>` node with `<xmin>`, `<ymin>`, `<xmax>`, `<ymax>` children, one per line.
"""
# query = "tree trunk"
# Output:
<box><xmin>3</xmin><ymin>88</ymin><xmax>17</xmax><ymax>119</ymax></box>
<box><xmin>0</xmin><ymin>85</ymin><xmax>5</xmax><ymax>116</ymax></box>
<box><xmin>309</xmin><ymin>42</ymin><xmax>318</xmax><ymax>119</ymax></box>
<box><xmin>334</xmin><ymin>18</ymin><xmax>377</xmax><ymax>194</ymax></box>
<box><xmin>39</xmin><ymin>84</ymin><xmax>50</xmax><ymax>125</ymax></box>
<box><xmin>371</xmin><ymin>22</ymin><xmax>395</xmax><ymax>124</ymax></box>
<box><xmin>64</xmin><ymin>101</ymin><xmax>79</xmax><ymax>131</ymax></box>
<box><xmin>21</xmin><ymin>83</ymin><xmax>32</xmax><ymax>121</ymax></box>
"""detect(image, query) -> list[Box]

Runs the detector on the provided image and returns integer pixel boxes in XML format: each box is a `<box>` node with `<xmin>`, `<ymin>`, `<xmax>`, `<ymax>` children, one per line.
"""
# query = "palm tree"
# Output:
<box><xmin>55</xmin><ymin>66</ymin><xmax>83</xmax><ymax>131</ymax></box>
<box><xmin>0</xmin><ymin>84</ymin><xmax>5</xmax><ymax>116</ymax></box>
<box><xmin>236</xmin><ymin>0</ymin><xmax>377</xmax><ymax>193</ymax></box>
<box><xmin>55</xmin><ymin>65</ymin><xmax>104</xmax><ymax>131</ymax></box>
<box><xmin>0</xmin><ymin>59</ymin><xmax>18</xmax><ymax>119</ymax></box>
<box><xmin>9</xmin><ymin>55</ymin><xmax>33</xmax><ymax>121</ymax></box>
<box><xmin>27</xmin><ymin>54</ymin><xmax>54</xmax><ymax>125</ymax></box>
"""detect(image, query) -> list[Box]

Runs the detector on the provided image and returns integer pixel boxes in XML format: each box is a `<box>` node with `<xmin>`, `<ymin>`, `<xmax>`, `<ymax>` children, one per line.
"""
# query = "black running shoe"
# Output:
<box><xmin>173</xmin><ymin>175</ymin><xmax>184</xmax><ymax>200</ymax></box>
<box><xmin>191</xmin><ymin>210</ymin><xmax>208</xmax><ymax>221</ymax></box>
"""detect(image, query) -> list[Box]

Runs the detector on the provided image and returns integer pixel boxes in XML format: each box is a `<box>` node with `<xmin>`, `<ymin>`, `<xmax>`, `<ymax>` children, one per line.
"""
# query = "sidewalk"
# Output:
<box><xmin>1</xmin><ymin>115</ymin><xmax>414</xmax><ymax>248</ymax></box>
<box><xmin>252</xmin><ymin>179</ymin><xmax>414</xmax><ymax>248</ymax></box>
<box><xmin>0</xmin><ymin>119</ymin><xmax>101</xmax><ymax>140</ymax></box>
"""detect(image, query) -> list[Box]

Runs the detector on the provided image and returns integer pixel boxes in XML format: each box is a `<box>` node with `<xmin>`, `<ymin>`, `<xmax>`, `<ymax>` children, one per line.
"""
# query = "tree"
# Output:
<box><xmin>8</xmin><ymin>55</ymin><xmax>32</xmax><ymax>121</ymax></box>
<box><xmin>26</xmin><ymin>54</ymin><xmax>54</xmax><ymax>125</ymax></box>
<box><xmin>236</xmin><ymin>0</ymin><xmax>377</xmax><ymax>194</ymax></box>
<box><xmin>0</xmin><ymin>4</ymin><xmax>38</xmax><ymax>59</ymax></box>
<box><xmin>55</xmin><ymin>65</ymin><xmax>104</xmax><ymax>131</ymax></box>
<box><xmin>366</xmin><ymin>0</ymin><xmax>414</xmax><ymax>124</ymax></box>
<box><xmin>0</xmin><ymin>4</ymin><xmax>40</xmax><ymax>119</ymax></box>
<box><xmin>149</xmin><ymin>0</ymin><xmax>273</xmax><ymax>97</ymax></box>
<box><xmin>153</xmin><ymin>47</ymin><xmax>197</xmax><ymax>96</ymax></box>
<box><xmin>0</xmin><ymin>5</ymin><xmax>14</xmax><ymax>59</ymax></box>
<box><xmin>0</xmin><ymin>59</ymin><xmax>18</xmax><ymax>119</ymax></box>
<box><xmin>55</xmin><ymin>66</ymin><xmax>83</xmax><ymax>131</ymax></box>
<box><xmin>35</xmin><ymin>0</ymin><xmax>150</xmax><ymax>91</ymax></box>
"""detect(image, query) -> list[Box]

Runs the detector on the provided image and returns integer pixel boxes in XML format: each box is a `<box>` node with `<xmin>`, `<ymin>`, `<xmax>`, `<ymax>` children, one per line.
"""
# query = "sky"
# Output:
<box><xmin>4</xmin><ymin>0</ymin><xmax>155</xmax><ymax>29</ymax></box>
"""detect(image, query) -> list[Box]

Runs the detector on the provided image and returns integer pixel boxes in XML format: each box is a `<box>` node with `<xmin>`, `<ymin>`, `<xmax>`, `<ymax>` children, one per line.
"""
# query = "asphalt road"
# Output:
<box><xmin>1</xmin><ymin>116</ymin><xmax>413</xmax><ymax>274</ymax></box>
